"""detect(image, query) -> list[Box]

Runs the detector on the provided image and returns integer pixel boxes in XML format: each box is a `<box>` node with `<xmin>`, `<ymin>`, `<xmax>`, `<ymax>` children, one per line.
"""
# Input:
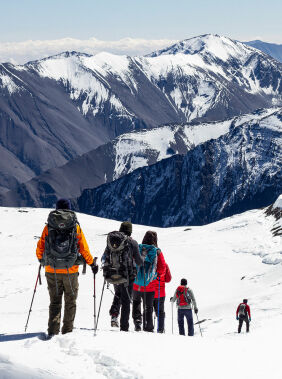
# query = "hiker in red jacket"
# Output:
<box><xmin>170</xmin><ymin>278</ymin><xmax>198</xmax><ymax>336</ymax></box>
<box><xmin>236</xmin><ymin>299</ymin><xmax>251</xmax><ymax>333</ymax></box>
<box><xmin>132</xmin><ymin>231</ymin><xmax>166</xmax><ymax>332</ymax></box>
<box><xmin>153</xmin><ymin>263</ymin><xmax>171</xmax><ymax>333</ymax></box>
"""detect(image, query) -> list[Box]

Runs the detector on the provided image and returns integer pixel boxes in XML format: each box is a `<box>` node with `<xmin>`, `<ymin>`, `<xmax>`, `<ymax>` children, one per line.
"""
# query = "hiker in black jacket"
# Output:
<box><xmin>104</xmin><ymin>221</ymin><xmax>143</xmax><ymax>331</ymax></box>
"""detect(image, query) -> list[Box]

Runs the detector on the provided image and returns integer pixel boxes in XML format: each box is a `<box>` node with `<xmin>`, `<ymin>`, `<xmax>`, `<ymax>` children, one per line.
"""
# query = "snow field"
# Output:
<box><xmin>0</xmin><ymin>206</ymin><xmax>281</xmax><ymax>378</ymax></box>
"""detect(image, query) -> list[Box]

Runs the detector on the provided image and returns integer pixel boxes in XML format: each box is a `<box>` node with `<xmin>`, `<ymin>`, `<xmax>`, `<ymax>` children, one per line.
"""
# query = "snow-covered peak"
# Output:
<box><xmin>149</xmin><ymin>34</ymin><xmax>259</xmax><ymax>62</ymax></box>
<box><xmin>273</xmin><ymin>195</ymin><xmax>282</xmax><ymax>210</ymax></box>
<box><xmin>26</xmin><ymin>50</ymin><xmax>91</xmax><ymax>66</ymax></box>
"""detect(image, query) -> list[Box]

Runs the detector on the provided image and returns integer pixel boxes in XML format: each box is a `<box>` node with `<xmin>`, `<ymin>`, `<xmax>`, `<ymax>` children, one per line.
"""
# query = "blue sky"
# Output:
<box><xmin>1</xmin><ymin>0</ymin><xmax>282</xmax><ymax>43</ymax></box>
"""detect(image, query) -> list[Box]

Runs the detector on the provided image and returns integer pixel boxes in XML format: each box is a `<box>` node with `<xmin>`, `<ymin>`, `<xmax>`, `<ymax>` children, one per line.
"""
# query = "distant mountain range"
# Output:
<box><xmin>1</xmin><ymin>34</ymin><xmax>282</xmax><ymax>195</ymax></box>
<box><xmin>75</xmin><ymin>108</ymin><xmax>282</xmax><ymax>226</ymax></box>
<box><xmin>1</xmin><ymin>34</ymin><xmax>282</xmax><ymax>225</ymax></box>
<box><xmin>245</xmin><ymin>40</ymin><xmax>282</xmax><ymax>63</ymax></box>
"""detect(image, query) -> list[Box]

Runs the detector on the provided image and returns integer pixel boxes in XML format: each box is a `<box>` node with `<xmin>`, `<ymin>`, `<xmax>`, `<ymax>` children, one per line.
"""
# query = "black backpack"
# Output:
<box><xmin>43</xmin><ymin>210</ymin><xmax>81</xmax><ymax>269</ymax></box>
<box><xmin>102</xmin><ymin>231</ymin><xmax>135</xmax><ymax>285</ymax></box>
<box><xmin>238</xmin><ymin>303</ymin><xmax>247</xmax><ymax>317</ymax></box>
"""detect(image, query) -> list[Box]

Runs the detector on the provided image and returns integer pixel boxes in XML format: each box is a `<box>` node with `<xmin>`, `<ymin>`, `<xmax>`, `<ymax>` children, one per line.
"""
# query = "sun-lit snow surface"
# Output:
<box><xmin>0</xmin><ymin>63</ymin><xmax>25</xmax><ymax>94</ymax></box>
<box><xmin>112</xmin><ymin>107</ymin><xmax>280</xmax><ymax>179</ymax></box>
<box><xmin>273</xmin><ymin>194</ymin><xmax>282</xmax><ymax>209</ymax></box>
<box><xmin>0</xmin><ymin>204</ymin><xmax>281</xmax><ymax>378</ymax></box>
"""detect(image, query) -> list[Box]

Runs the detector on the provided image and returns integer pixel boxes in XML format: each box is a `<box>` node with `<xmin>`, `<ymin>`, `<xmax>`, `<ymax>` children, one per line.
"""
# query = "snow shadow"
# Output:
<box><xmin>0</xmin><ymin>332</ymin><xmax>43</xmax><ymax>342</ymax></box>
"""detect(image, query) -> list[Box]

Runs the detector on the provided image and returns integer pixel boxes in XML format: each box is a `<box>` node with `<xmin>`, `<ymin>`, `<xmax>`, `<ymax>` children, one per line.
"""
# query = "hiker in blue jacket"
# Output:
<box><xmin>132</xmin><ymin>231</ymin><xmax>166</xmax><ymax>332</ymax></box>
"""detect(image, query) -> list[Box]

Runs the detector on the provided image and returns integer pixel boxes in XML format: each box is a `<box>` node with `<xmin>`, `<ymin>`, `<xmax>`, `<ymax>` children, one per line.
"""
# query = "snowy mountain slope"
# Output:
<box><xmin>76</xmin><ymin>108</ymin><xmax>282</xmax><ymax>227</ymax></box>
<box><xmin>246</xmin><ymin>40</ymin><xmax>282</xmax><ymax>63</ymax></box>
<box><xmin>1</xmin><ymin>107</ymin><xmax>278</xmax><ymax>208</ymax></box>
<box><xmin>0</xmin><ymin>204</ymin><xmax>281</xmax><ymax>379</ymax></box>
<box><xmin>1</xmin><ymin>34</ymin><xmax>282</xmax><ymax>193</ymax></box>
<box><xmin>0</xmin><ymin>61</ymin><xmax>110</xmax><ymax>193</ymax></box>
<box><xmin>145</xmin><ymin>34</ymin><xmax>282</xmax><ymax>115</ymax></box>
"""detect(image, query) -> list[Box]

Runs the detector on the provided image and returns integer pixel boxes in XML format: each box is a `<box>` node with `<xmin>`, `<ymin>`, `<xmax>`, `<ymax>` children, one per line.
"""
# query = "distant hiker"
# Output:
<box><xmin>36</xmin><ymin>198</ymin><xmax>98</xmax><ymax>337</ymax></box>
<box><xmin>236</xmin><ymin>299</ymin><xmax>251</xmax><ymax>333</ymax></box>
<box><xmin>132</xmin><ymin>231</ymin><xmax>166</xmax><ymax>332</ymax></box>
<box><xmin>153</xmin><ymin>263</ymin><xmax>171</xmax><ymax>333</ymax></box>
<box><xmin>102</xmin><ymin>221</ymin><xmax>144</xmax><ymax>332</ymax></box>
<box><xmin>170</xmin><ymin>278</ymin><xmax>198</xmax><ymax>336</ymax></box>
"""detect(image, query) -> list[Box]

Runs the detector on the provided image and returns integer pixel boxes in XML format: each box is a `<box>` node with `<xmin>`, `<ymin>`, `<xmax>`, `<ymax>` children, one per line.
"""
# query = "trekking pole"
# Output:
<box><xmin>157</xmin><ymin>275</ymin><xmax>161</xmax><ymax>332</ymax></box>
<box><xmin>92</xmin><ymin>257</ymin><xmax>98</xmax><ymax>336</ymax></box>
<box><xmin>96</xmin><ymin>279</ymin><xmax>106</xmax><ymax>333</ymax></box>
<box><xmin>171</xmin><ymin>301</ymin><xmax>174</xmax><ymax>335</ymax></box>
<box><xmin>143</xmin><ymin>267</ymin><xmax>146</xmax><ymax>330</ymax></box>
<box><xmin>24</xmin><ymin>264</ymin><xmax>42</xmax><ymax>332</ymax></box>
<box><xmin>196</xmin><ymin>313</ymin><xmax>203</xmax><ymax>337</ymax></box>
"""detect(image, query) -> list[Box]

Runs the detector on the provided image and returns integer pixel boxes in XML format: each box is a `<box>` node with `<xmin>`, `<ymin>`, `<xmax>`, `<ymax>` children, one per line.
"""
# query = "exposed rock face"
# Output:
<box><xmin>75</xmin><ymin>108</ymin><xmax>282</xmax><ymax>227</ymax></box>
<box><xmin>1</xmin><ymin>108</ymin><xmax>278</xmax><ymax>207</ymax></box>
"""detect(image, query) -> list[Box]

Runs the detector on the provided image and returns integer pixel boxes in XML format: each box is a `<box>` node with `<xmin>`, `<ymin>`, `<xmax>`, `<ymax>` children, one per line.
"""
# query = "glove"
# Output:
<box><xmin>194</xmin><ymin>308</ymin><xmax>198</xmax><ymax>314</ymax></box>
<box><xmin>249</xmin><ymin>318</ymin><xmax>251</xmax><ymax>322</ymax></box>
<box><xmin>236</xmin><ymin>316</ymin><xmax>239</xmax><ymax>320</ymax></box>
<box><xmin>90</xmin><ymin>263</ymin><xmax>99</xmax><ymax>275</ymax></box>
<box><xmin>38</xmin><ymin>259</ymin><xmax>44</xmax><ymax>266</ymax></box>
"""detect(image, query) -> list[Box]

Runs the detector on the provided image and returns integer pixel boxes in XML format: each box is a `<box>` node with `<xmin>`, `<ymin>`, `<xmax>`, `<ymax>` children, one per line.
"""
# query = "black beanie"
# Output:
<box><xmin>56</xmin><ymin>198</ymin><xmax>71</xmax><ymax>210</ymax></box>
<box><xmin>181</xmin><ymin>278</ymin><xmax>187</xmax><ymax>286</ymax></box>
<box><xmin>119</xmin><ymin>221</ymin><xmax>132</xmax><ymax>236</ymax></box>
<box><xmin>243</xmin><ymin>299</ymin><xmax>248</xmax><ymax>304</ymax></box>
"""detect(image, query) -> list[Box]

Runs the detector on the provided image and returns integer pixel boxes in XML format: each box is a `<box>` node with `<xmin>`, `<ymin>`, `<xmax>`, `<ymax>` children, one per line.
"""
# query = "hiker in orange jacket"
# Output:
<box><xmin>36</xmin><ymin>198</ymin><xmax>98</xmax><ymax>337</ymax></box>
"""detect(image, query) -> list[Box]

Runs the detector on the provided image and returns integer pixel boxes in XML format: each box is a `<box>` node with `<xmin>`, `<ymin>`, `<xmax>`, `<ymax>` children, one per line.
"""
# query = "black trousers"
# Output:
<box><xmin>132</xmin><ymin>290</ymin><xmax>155</xmax><ymax>332</ymax></box>
<box><xmin>109</xmin><ymin>282</ymin><xmax>133</xmax><ymax>331</ymax></box>
<box><xmin>153</xmin><ymin>297</ymin><xmax>165</xmax><ymax>333</ymax></box>
<box><xmin>238</xmin><ymin>315</ymin><xmax>250</xmax><ymax>333</ymax></box>
<box><xmin>109</xmin><ymin>285</ymin><xmax>121</xmax><ymax>317</ymax></box>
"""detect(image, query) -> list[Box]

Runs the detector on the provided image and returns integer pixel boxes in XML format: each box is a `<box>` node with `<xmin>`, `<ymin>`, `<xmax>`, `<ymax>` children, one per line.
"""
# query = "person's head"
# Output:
<box><xmin>180</xmin><ymin>278</ymin><xmax>187</xmax><ymax>286</ymax></box>
<box><xmin>142</xmin><ymin>231</ymin><xmax>158</xmax><ymax>247</ymax></box>
<box><xmin>119</xmin><ymin>221</ymin><xmax>132</xmax><ymax>236</ymax></box>
<box><xmin>243</xmin><ymin>299</ymin><xmax>248</xmax><ymax>304</ymax></box>
<box><xmin>56</xmin><ymin>198</ymin><xmax>71</xmax><ymax>210</ymax></box>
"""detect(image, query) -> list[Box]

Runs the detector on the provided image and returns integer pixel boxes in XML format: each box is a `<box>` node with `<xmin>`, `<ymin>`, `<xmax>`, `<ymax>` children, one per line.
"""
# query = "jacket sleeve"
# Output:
<box><xmin>165</xmin><ymin>263</ymin><xmax>172</xmax><ymax>282</ymax></box>
<box><xmin>188</xmin><ymin>288</ymin><xmax>198</xmax><ymax>310</ymax></box>
<box><xmin>101</xmin><ymin>247</ymin><xmax>108</xmax><ymax>263</ymax></box>
<box><xmin>131</xmin><ymin>239</ymin><xmax>144</xmax><ymax>266</ymax></box>
<box><xmin>156</xmin><ymin>251</ymin><xmax>166</xmax><ymax>277</ymax></box>
<box><xmin>77</xmin><ymin>226</ymin><xmax>94</xmax><ymax>265</ymax></box>
<box><xmin>171</xmin><ymin>289</ymin><xmax>178</xmax><ymax>303</ymax></box>
<box><xmin>236</xmin><ymin>305</ymin><xmax>240</xmax><ymax>316</ymax></box>
<box><xmin>246</xmin><ymin>305</ymin><xmax>251</xmax><ymax>318</ymax></box>
<box><xmin>36</xmin><ymin>225</ymin><xmax>48</xmax><ymax>260</ymax></box>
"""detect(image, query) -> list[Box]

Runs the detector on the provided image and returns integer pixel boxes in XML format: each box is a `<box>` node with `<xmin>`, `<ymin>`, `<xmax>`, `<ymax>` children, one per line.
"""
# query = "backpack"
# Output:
<box><xmin>102</xmin><ymin>231</ymin><xmax>134</xmax><ymax>285</ymax></box>
<box><xmin>43</xmin><ymin>210</ymin><xmax>80</xmax><ymax>269</ymax></box>
<box><xmin>134</xmin><ymin>244</ymin><xmax>159</xmax><ymax>287</ymax></box>
<box><xmin>164</xmin><ymin>263</ymin><xmax>172</xmax><ymax>283</ymax></box>
<box><xmin>238</xmin><ymin>303</ymin><xmax>247</xmax><ymax>316</ymax></box>
<box><xmin>176</xmin><ymin>286</ymin><xmax>191</xmax><ymax>306</ymax></box>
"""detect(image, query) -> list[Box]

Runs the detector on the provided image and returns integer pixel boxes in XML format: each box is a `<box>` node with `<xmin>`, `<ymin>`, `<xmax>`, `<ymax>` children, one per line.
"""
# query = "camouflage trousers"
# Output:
<box><xmin>45</xmin><ymin>272</ymin><xmax>79</xmax><ymax>335</ymax></box>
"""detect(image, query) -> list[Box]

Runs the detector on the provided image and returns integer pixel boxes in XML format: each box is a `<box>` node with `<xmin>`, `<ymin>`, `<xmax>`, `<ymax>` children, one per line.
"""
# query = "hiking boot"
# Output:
<box><xmin>135</xmin><ymin>323</ymin><xmax>142</xmax><ymax>332</ymax></box>
<box><xmin>42</xmin><ymin>333</ymin><xmax>55</xmax><ymax>341</ymax></box>
<box><xmin>111</xmin><ymin>316</ymin><xmax>119</xmax><ymax>328</ymax></box>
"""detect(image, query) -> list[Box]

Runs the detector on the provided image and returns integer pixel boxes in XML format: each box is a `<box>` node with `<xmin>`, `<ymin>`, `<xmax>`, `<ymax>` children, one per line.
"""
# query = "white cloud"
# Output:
<box><xmin>0</xmin><ymin>37</ymin><xmax>178</xmax><ymax>64</ymax></box>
